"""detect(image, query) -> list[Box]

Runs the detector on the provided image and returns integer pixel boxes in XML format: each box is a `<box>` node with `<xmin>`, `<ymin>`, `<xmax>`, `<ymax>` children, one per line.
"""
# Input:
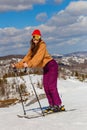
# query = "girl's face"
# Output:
<box><xmin>33</xmin><ymin>39</ymin><xmax>39</xmax><ymax>45</ymax></box>
<box><xmin>32</xmin><ymin>35</ymin><xmax>40</xmax><ymax>45</ymax></box>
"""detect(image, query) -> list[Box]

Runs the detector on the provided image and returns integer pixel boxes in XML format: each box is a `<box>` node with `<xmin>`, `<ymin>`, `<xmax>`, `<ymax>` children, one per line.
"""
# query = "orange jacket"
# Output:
<box><xmin>15</xmin><ymin>41</ymin><xmax>53</xmax><ymax>68</ymax></box>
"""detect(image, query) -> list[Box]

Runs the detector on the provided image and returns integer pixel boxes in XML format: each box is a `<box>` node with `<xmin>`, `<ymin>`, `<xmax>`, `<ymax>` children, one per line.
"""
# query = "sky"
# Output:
<box><xmin>0</xmin><ymin>0</ymin><xmax>87</xmax><ymax>56</ymax></box>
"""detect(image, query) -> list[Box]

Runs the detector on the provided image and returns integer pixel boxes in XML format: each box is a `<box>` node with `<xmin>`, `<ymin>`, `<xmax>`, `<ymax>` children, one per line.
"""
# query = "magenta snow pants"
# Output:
<box><xmin>43</xmin><ymin>59</ymin><xmax>62</xmax><ymax>106</ymax></box>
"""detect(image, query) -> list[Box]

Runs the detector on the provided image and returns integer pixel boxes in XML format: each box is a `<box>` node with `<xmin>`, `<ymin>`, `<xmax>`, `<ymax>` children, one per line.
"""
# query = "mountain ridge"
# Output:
<box><xmin>64</xmin><ymin>51</ymin><xmax>87</xmax><ymax>57</ymax></box>
<box><xmin>0</xmin><ymin>51</ymin><xmax>87</xmax><ymax>60</ymax></box>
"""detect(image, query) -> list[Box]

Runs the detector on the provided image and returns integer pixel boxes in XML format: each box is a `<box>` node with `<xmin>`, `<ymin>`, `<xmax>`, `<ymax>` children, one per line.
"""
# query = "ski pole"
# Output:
<box><xmin>24</xmin><ymin>68</ymin><xmax>45</xmax><ymax>116</ymax></box>
<box><xmin>13</xmin><ymin>67</ymin><xmax>26</xmax><ymax>115</ymax></box>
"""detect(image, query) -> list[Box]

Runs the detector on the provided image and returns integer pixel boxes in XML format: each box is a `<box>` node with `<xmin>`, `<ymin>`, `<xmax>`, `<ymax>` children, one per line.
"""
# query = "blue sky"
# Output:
<box><xmin>0</xmin><ymin>0</ymin><xmax>75</xmax><ymax>28</ymax></box>
<box><xmin>0</xmin><ymin>0</ymin><xmax>87</xmax><ymax>56</ymax></box>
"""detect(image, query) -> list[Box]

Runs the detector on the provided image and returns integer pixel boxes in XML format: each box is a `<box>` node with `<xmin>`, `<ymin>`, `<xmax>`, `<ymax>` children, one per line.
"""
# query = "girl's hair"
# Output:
<box><xmin>30</xmin><ymin>38</ymin><xmax>41</xmax><ymax>58</ymax></box>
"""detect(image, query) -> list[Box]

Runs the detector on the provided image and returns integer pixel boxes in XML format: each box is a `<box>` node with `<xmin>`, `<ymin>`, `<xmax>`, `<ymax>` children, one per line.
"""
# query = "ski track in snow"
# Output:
<box><xmin>0</xmin><ymin>76</ymin><xmax>87</xmax><ymax>130</ymax></box>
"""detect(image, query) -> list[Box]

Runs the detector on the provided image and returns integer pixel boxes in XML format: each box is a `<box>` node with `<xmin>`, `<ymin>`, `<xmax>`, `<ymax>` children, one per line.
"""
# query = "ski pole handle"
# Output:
<box><xmin>23</xmin><ymin>61</ymin><xmax>28</xmax><ymax>73</ymax></box>
<box><xmin>24</xmin><ymin>67</ymin><xmax>27</xmax><ymax>73</ymax></box>
<box><xmin>13</xmin><ymin>67</ymin><xmax>17</xmax><ymax>73</ymax></box>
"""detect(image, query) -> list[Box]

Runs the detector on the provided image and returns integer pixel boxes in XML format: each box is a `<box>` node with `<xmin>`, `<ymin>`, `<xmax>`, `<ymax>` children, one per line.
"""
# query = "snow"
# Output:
<box><xmin>7</xmin><ymin>74</ymin><xmax>44</xmax><ymax>98</ymax></box>
<box><xmin>0</xmin><ymin>76</ymin><xmax>87</xmax><ymax>130</ymax></box>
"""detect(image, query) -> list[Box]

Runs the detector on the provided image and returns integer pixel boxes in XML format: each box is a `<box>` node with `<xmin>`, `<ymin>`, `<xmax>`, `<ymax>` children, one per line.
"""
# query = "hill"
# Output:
<box><xmin>0</xmin><ymin>54</ymin><xmax>24</xmax><ymax>60</ymax></box>
<box><xmin>64</xmin><ymin>51</ymin><xmax>87</xmax><ymax>57</ymax></box>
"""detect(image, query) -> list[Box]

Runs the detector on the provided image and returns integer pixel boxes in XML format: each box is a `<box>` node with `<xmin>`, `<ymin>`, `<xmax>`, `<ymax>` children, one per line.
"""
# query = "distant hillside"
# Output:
<box><xmin>0</xmin><ymin>51</ymin><xmax>87</xmax><ymax>60</ymax></box>
<box><xmin>0</xmin><ymin>55</ymin><xmax>25</xmax><ymax>60</ymax></box>
<box><xmin>64</xmin><ymin>51</ymin><xmax>87</xmax><ymax>57</ymax></box>
<box><xmin>0</xmin><ymin>51</ymin><xmax>87</xmax><ymax>80</ymax></box>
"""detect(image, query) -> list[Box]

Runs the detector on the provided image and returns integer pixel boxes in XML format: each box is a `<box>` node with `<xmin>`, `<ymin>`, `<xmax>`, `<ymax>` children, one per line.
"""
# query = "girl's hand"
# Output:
<box><xmin>11</xmin><ymin>63</ymin><xmax>16</xmax><ymax>68</ymax></box>
<box><xmin>23</xmin><ymin>62</ymin><xmax>28</xmax><ymax>68</ymax></box>
<box><xmin>11</xmin><ymin>63</ymin><xmax>17</xmax><ymax>72</ymax></box>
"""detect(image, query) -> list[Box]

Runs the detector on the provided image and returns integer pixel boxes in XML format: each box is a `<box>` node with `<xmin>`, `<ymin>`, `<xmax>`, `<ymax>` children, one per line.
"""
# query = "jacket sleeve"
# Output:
<box><xmin>15</xmin><ymin>49</ymin><xmax>31</xmax><ymax>68</ymax></box>
<box><xmin>28</xmin><ymin>43</ymin><xmax>46</xmax><ymax>67</ymax></box>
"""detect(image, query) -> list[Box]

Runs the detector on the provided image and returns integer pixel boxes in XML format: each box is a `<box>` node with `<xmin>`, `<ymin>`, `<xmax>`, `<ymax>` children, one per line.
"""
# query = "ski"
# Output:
<box><xmin>43</xmin><ymin>109</ymin><xmax>66</xmax><ymax>116</ymax></box>
<box><xmin>17</xmin><ymin>114</ymin><xmax>43</xmax><ymax>119</ymax></box>
<box><xmin>17</xmin><ymin>111</ymin><xmax>65</xmax><ymax>119</ymax></box>
<box><xmin>17</xmin><ymin>108</ymin><xmax>76</xmax><ymax>119</ymax></box>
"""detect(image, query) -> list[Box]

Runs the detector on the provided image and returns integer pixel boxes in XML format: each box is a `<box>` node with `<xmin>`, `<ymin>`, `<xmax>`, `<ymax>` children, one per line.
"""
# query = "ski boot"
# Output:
<box><xmin>43</xmin><ymin>106</ymin><xmax>53</xmax><ymax>113</ymax></box>
<box><xmin>59</xmin><ymin>105</ymin><xmax>65</xmax><ymax>111</ymax></box>
<box><xmin>43</xmin><ymin>105</ymin><xmax>65</xmax><ymax>114</ymax></box>
<box><xmin>49</xmin><ymin>105</ymin><xmax>65</xmax><ymax>113</ymax></box>
<box><xmin>51</xmin><ymin>105</ymin><xmax>65</xmax><ymax>112</ymax></box>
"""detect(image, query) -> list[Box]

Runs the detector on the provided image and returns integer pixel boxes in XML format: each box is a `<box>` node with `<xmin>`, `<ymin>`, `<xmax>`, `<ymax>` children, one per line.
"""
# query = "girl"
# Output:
<box><xmin>12</xmin><ymin>29</ymin><xmax>65</xmax><ymax>113</ymax></box>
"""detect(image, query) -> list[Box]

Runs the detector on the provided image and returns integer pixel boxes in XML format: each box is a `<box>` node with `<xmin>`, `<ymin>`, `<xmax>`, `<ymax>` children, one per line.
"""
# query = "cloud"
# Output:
<box><xmin>44</xmin><ymin>1</ymin><xmax>87</xmax><ymax>38</ymax></box>
<box><xmin>36</xmin><ymin>13</ymin><xmax>48</xmax><ymax>22</ymax></box>
<box><xmin>47</xmin><ymin>0</ymin><xmax>87</xmax><ymax>26</ymax></box>
<box><xmin>39</xmin><ymin>1</ymin><xmax>87</xmax><ymax>53</ymax></box>
<box><xmin>66</xmin><ymin>1</ymin><xmax>87</xmax><ymax>15</ymax></box>
<box><xmin>0</xmin><ymin>0</ymin><xmax>46</xmax><ymax>12</ymax></box>
<box><xmin>0</xmin><ymin>27</ymin><xmax>32</xmax><ymax>55</ymax></box>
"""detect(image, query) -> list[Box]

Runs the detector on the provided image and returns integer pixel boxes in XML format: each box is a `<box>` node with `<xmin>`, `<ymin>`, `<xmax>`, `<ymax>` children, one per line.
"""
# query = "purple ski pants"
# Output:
<box><xmin>43</xmin><ymin>59</ymin><xmax>62</xmax><ymax>106</ymax></box>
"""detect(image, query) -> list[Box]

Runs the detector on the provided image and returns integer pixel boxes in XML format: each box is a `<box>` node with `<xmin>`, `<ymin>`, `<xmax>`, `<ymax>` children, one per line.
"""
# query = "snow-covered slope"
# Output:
<box><xmin>0</xmin><ymin>77</ymin><xmax>87</xmax><ymax>130</ymax></box>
